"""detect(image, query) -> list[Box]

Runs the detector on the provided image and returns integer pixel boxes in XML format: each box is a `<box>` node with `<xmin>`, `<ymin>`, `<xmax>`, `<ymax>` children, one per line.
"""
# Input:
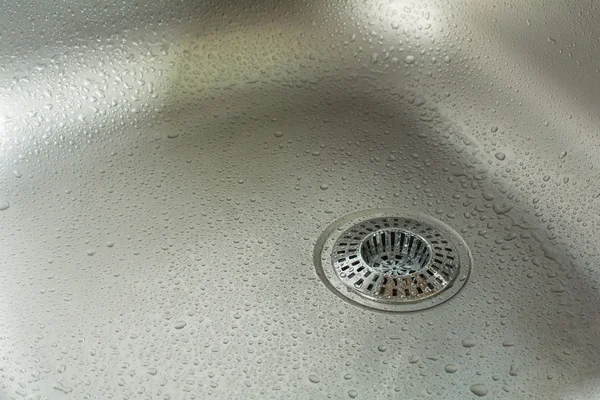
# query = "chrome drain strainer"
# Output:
<box><xmin>314</xmin><ymin>209</ymin><xmax>471</xmax><ymax>312</ymax></box>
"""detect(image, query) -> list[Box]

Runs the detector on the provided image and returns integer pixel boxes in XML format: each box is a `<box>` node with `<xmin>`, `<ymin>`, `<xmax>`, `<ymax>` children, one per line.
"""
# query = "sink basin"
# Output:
<box><xmin>1</xmin><ymin>0</ymin><xmax>599</xmax><ymax>398</ymax></box>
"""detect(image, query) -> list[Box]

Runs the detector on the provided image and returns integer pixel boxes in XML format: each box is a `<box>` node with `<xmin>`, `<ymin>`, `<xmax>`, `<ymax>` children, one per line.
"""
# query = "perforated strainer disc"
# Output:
<box><xmin>314</xmin><ymin>209</ymin><xmax>472</xmax><ymax>312</ymax></box>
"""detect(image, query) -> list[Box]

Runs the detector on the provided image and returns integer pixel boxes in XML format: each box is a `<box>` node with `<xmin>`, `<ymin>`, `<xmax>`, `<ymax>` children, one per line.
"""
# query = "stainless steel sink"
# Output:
<box><xmin>1</xmin><ymin>0</ymin><xmax>599</xmax><ymax>398</ymax></box>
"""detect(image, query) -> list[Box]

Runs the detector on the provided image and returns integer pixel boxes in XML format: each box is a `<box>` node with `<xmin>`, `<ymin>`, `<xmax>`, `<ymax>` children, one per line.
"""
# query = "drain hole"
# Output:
<box><xmin>360</xmin><ymin>229</ymin><xmax>432</xmax><ymax>277</ymax></box>
<box><xmin>325</xmin><ymin>214</ymin><xmax>470</xmax><ymax>308</ymax></box>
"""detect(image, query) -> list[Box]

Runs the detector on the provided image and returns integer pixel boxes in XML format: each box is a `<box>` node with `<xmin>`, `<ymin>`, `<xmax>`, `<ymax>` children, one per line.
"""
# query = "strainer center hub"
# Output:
<box><xmin>359</xmin><ymin>229</ymin><xmax>431</xmax><ymax>276</ymax></box>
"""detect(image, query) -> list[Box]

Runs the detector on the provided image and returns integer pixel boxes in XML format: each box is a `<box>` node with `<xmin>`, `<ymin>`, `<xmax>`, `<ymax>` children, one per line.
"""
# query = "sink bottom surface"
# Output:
<box><xmin>1</xmin><ymin>75</ymin><xmax>599</xmax><ymax>399</ymax></box>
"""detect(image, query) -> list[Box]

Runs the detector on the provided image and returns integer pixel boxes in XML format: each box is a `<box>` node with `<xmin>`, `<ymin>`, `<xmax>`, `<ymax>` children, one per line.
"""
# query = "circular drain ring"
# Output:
<box><xmin>314</xmin><ymin>209</ymin><xmax>472</xmax><ymax>312</ymax></box>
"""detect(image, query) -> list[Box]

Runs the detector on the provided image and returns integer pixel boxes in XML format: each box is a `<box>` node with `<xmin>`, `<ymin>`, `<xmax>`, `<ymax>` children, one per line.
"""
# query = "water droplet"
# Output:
<box><xmin>559</xmin><ymin>151</ymin><xmax>567</xmax><ymax>159</ymax></box>
<box><xmin>462</xmin><ymin>338</ymin><xmax>477</xmax><ymax>348</ymax></box>
<box><xmin>348</xmin><ymin>389</ymin><xmax>359</xmax><ymax>398</ymax></box>
<box><xmin>167</xmin><ymin>132</ymin><xmax>179</xmax><ymax>139</ymax></box>
<box><xmin>444</xmin><ymin>364</ymin><xmax>458</xmax><ymax>373</ymax></box>
<box><xmin>509</xmin><ymin>364</ymin><xmax>518</xmax><ymax>376</ymax></box>
<box><xmin>53</xmin><ymin>382</ymin><xmax>73</xmax><ymax>394</ymax></box>
<box><xmin>86</xmin><ymin>249</ymin><xmax>96</xmax><ymax>256</ymax></box>
<box><xmin>504</xmin><ymin>232</ymin><xmax>517</xmax><ymax>241</ymax></box>
<box><xmin>377</xmin><ymin>345</ymin><xmax>387</xmax><ymax>352</ymax></box>
<box><xmin>404</xmin><ymin>55</ymin><xmax>416</xmax><ymax>64</ymax></box>
<box><xmin>414</xmin><ymin>96</ymin><xmax>426</xmax><ymax>107</ymax></box>
<box><xmin>482</xmin><ymin>192</ymin><xmax>495</xmax><ymax>201</ymax></box>
<box><xmin>308</xmin><ymin>374</ymin><xmax>321</xmax><ymax>384</ymax></box>
<box><xmin>0</xmin><ymin>198</ymin><xmax>9</xmax><ymax>211</ymax></box>
<box><xmin>13</xmin><ymin>170</ymin><xmax>22</xmax><ymax>178</ymax></box>
<box><xmin>492</xmin><ymin>202</ymin><xmax>512</xmax><ymax>215</ymax></box>
<box><xmin>495</xmin><ymin>152</ymin><xmax>506</xmax><ymax>161</ymax></box>
<box><xmin>148</xmin><ymin>368</ymin><xmax>158</xmax><ymax>376</ymax></box>
<box><xmin>274</xmin><ymin>131</ymin><xmax>283</xmax><ymax>138</ymax></box>
<box><xmin>106</xmin><ymin>241</ymin><xmax>114</xmax><ymax>247</ymax></box>
<box><xmin>491</xmin><ymin>126</ymin><xmax>498</xmax><ymax>132</ymax></box>
<box><xmin>470</xmin><ymin>383</ymin><xmax>489</xmax><ymax>397</ymax></box>
<box><xmin>319</xmin><ymin>183</ymin><xmax>329</xmax><ymax>190</ymax></box>
<box><xmin>174</xmin><ymin>321</ymin><xmax>187</xmax><ymax>329</ymax></box>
